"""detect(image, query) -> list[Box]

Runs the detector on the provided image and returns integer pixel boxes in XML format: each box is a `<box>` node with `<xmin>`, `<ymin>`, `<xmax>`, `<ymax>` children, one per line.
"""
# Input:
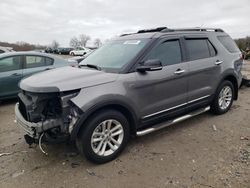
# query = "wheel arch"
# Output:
<box><xmin>70</xmin><ymin>101</ymin><xmax>139</xmax><ymax>140</ymax></box>
<box><xmin>220</xmin><ymin>74</ymin><xmax>239</xmax><ymax>100</ymax></box>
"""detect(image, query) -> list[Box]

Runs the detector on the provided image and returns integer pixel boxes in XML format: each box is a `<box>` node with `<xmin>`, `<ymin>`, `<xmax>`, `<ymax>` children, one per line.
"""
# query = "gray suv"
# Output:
<box><xmin>15</xmin><ymin>27</ymin><xmax>243</xmax><ymax>163</ymax></box>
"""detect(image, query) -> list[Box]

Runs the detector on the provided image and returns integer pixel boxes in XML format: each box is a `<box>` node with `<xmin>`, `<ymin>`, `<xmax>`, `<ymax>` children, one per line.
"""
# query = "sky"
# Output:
<box><xmin>0</xmin><ymin>0</ymin><xmax>249</xmax><ymax>46</ymax></box>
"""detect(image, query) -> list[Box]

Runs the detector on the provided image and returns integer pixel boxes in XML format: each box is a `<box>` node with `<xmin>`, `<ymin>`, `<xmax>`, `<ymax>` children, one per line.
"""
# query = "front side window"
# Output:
<box><xmin>146</xmin><ymin>40</ymin><xmax>182</xmax><ymax>66</ymax></box>
<box><xmin>25</xmin><ymin>56</ymin><xmax>49</xmax><ymax>68</ymax></box>
<box><xmin>0</xmin><ymin>56</ymin><xmax>21</xmax><ymax>73</ymax></box>
<box><xmin>80</xmin><ymin>39</ymin><xmax>150</xmax><ymax>71</ymax></box>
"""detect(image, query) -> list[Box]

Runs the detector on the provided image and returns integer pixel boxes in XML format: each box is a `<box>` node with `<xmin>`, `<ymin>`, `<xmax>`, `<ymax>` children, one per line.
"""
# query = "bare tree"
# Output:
<box><xmin>69</xmin><ymin>36</ymin><xmax>80</xmax><ymax>48</ymax></box>
<box><xmin>94</xmin><ymin>38</ymin><xmax>102</xmax><ymax>48</ymax></box>
<box><xmin>79</xmin><ymin>34</ymin><xmax>91</xmax><ymax>47</ymax></box>
<box><xmin>51</xmin><ymin>40</ymin><xmax>59</xmax><ymax>49</ymax></box>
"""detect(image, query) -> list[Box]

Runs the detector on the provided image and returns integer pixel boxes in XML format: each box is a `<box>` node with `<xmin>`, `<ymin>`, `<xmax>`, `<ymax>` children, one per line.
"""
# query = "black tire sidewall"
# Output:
<box><xmin>212</xmin><ymin>81</ymin><xmax>234</xmax><ymax>114</ymax></box>
<box><xmin>77</xmin><ymin>110</ymin><xmax>130</xmax><ymax>164</ymax></box>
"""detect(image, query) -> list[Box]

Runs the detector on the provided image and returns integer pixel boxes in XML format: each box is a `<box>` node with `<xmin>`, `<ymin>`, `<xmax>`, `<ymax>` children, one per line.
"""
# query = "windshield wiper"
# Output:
<box><xmin>80</xmin><ymin>64</ymin><xmax>102</xmax><ymax>71</ymax></box>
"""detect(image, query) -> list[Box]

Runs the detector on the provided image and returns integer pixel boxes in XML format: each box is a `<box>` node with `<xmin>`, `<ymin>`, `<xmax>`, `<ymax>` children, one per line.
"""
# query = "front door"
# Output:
<box><xmin>0</xmin><ymin>56</ymin><xmax>23</xmax><ymax>98</ymax></box>
<box><xmin>134</xmin><ymin>37</ymin><xmax>188</xmax><ymax>123</ymax></box>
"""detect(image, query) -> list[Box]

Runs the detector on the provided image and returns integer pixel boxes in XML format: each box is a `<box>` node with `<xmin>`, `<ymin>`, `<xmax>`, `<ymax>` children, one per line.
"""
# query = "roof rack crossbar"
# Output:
<box><xmin>137</xmin><ymin>27</ymin><xmax>168</xmax><ymax>33</ymax></box>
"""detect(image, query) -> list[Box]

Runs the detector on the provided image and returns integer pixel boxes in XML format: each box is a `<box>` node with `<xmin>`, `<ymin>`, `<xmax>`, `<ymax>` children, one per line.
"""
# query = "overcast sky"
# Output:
<box><xmin>0</xmin><ymin>0</ymin><xmax>249</xmax><ymax>46</ymax></box>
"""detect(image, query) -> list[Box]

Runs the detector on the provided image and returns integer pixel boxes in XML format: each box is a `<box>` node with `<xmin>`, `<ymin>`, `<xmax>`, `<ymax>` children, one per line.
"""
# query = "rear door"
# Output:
<box><xmin>23</xmin><ymin>55</ymin><xmax>54</xmax><ymax>78</ymax></box>
<box><xmin>184</xmin><ymin>37</ymin><xmax>220</xmax><ymax>104</ymax></box>
<box><xmin>135</xmin><ymin>37</ymin><xmax>188</xmax><ymax>123</ymax></box>
<box><xmin>0</xmin><ymin>55</ymin><xmax>23</xmax><ymax>98</ymax></box>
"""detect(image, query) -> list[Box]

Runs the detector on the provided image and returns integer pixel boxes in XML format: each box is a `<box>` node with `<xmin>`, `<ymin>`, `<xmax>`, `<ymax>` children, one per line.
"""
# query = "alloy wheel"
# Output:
<box><xmin>218</xmin><ymin>86</ymin><xmax>233</xmax><ymax>110</ymax></box>
<box><xmin>91</xmin><ymin>119</ymin><xmax>124</xmax><ymax>156</ymax></box>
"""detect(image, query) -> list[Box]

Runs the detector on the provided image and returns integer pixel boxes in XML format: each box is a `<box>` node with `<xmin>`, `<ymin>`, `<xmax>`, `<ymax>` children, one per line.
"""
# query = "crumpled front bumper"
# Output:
<box><xmin>15</xmin><ymin>103</ymin><xmax>40</xmax><ymax>139</ymax></box>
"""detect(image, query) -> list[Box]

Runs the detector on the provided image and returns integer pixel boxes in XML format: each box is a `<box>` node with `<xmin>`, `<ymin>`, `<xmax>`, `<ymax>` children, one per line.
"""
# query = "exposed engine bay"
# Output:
<box><xmin>17</xmin><ymin>89</ymin><xmax>82</xmax><ymax>144</ymax></box>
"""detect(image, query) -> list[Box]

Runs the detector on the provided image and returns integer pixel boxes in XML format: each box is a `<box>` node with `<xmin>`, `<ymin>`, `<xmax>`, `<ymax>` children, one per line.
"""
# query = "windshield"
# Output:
<box><xmin>79</xmin><ymin>39</ymin><xmax>149</xmax><ymax>72</ymax></box>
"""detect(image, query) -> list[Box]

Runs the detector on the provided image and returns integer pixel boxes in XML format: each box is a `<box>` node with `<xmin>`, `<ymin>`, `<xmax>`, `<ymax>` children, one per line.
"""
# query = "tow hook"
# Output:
<box><xmin>24</xmin><ymin>134</ymin><xmax>36</xmax><ymax>145</ymax></box>
<box><xmin>24</xmin><ymin>134</ymin><xmax>49</xmax><ymax>155</ymax></box>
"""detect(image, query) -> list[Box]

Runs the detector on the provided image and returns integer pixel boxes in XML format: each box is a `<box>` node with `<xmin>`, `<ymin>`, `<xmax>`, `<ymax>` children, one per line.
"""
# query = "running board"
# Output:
<box><xmin>136</xmin><ymin>106</ymin><xmax>210</xmax><ymax>136</ymax></box>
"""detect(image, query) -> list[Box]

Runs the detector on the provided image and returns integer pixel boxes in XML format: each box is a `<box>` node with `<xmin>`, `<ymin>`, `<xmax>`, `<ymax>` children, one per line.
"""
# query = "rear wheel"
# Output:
<box><xmin>211</xmin><ymin>80</ymin><xmax>234</xmax><ymax>115</ymax></box>
<box><xmin>76</xmin><ymin>110</ymin><xmax>130</xmax><ymax>164</ymax></box>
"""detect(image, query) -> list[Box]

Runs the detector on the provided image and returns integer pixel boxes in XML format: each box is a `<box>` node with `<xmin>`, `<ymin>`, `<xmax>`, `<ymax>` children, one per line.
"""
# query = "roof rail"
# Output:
<box><xmin>164</xmin><ymin>27</ymin><xmax>224</xmax><ymax>32</ymax></box>
<box><xmin>120</xmin><ymin>27</ymin><xmax>224</xmax><ymax>37</ymax></box>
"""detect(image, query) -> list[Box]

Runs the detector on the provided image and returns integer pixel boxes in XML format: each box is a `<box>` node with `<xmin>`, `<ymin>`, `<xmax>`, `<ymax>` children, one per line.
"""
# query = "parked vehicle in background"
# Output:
<box><xmin>0</xmin><ymin>52</ymin><xmax>77</xmax><ymax>100</ymax></box>
<box><xmin>67</xmin><ymin>56</ymin><xmax>85</xmax><ymax>64</ymax></box>
<box><xmin>56</xmin><ymin>47</ymin><xmax>74</xmax><ymax>55</ymax></box>
<box><xmin>0</xmin><ymin>46</ymin><xmax>14</xmax><ymax>54</ymax></box>
<box><xmin>45</xmin><ymin>47</ymin><xmax>54</xmax><ymax>53</ymax></box>
<box><xmin>15</xmin><ymin>27</ymin><xmax>243</xmax><ymax>164</ymax></box>
<box><xmin>70</xmin><ymin>47</ymin><xmax>91</xmax><ymax>56</ymax></box>
<box><xmin>68</xmin><ymin>51</ymin><xmax>94</xmax><ymax>64</ymax></box>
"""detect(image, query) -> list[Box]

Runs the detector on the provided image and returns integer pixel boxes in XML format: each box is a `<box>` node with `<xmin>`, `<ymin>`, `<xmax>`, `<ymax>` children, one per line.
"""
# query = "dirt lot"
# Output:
<box><xmin>0</xmin><ymin>65</ymin><xmax>250</xmax><ymax>188</ymax></box>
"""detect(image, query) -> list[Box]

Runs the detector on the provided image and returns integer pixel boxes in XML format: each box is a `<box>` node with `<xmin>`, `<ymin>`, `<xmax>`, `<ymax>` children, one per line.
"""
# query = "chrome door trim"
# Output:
<box><xmin>187</xmin><ymin>95</ymin><xmax>210</xmax><ymax>104</ymax></box>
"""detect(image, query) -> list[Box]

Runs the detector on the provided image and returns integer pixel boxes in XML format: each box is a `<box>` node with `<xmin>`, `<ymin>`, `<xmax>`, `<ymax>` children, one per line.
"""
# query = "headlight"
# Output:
<box><xmin>60</xmin><ymin>89</ymin><xmax>80</xmax><ymax>108</ymax></box>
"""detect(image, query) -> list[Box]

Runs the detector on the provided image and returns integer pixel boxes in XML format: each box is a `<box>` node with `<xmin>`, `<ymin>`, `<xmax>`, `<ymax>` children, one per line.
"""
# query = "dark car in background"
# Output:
<box><xmin>0</xmin><ymin>52</ymin><xmax>76</xmax><ymax>100</ymax></box>
<box><xmin>56</xmin><ymin>47</ymin><xmax>74</xmax><ymax>55</ymax></box>
<box><xmin>45</xmin><ymin>47</ymin><xmax>54</xmax><ymax>53</ymax></box>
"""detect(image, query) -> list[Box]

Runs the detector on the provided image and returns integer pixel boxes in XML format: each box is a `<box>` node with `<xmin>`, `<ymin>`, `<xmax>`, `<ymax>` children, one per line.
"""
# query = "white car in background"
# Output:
<box><xmin>69</xmin><ymin>47</ymin><xmax>91</xmax><ymax>56</ymax></box>
<box><xmin>0</xmin><ymin>46</ymin><xmax>14</xmax><ymax>54</ymax></box>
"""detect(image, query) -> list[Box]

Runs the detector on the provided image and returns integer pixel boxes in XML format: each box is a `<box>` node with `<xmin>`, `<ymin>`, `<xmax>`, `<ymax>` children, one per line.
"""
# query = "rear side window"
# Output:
<box><xmin>185</xmin><ymin>39</ymin><xmax>215</xmax><ymax>61</ymax></box>
<box><xmin>217</xmin><ymin>36</ymin><xmax>239</xmax><ymax>53</ymax></box>
<box><xmin>146</xmin><ymin>40</ymin><xmax>182</xmax><ymax>66</ymax></box>
<box><xmin>45</xmin><ymin>57</ymin><xmax>54</xmax><ymax>66</ymax></box>
<box><xmin>208</xmin><ymin>41</ymin><xmax>216</xmax><ymax>56</ymax></box>
<box><xmin>25</xmin><ymin>56</ymin><xmax>53</xmax><ymax>68</ymax></box>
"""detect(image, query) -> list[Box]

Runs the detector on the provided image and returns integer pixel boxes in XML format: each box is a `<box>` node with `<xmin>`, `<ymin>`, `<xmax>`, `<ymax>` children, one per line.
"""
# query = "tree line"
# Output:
<box><xmin>0</xmin><ymin>41</ymin><xmax>46</xmax><ymax>51</ymax></box>
<box><xmin>50</xmin><ymin>34</ymin><xmax>102</xmax><ymax>49</ymax></box>
<box><xmin>235</xmin><ymin>36</ymin><xmax>250</xmax><ymax>51</ymax></box>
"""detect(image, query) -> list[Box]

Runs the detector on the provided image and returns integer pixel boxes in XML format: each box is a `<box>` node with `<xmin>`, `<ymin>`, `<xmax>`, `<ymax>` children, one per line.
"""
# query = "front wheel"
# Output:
<box><xmin>210</xmin><ymin>80</ymin><xmax>234</xmax><ymax>115</ymax></box>
<box><xmin>76</xmin><ymin>110</ymin><xmax>130</xmax><ymax>164</ymax></box>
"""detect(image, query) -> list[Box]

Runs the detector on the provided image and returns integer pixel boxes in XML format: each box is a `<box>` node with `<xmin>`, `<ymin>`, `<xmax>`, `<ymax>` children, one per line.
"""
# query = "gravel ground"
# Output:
<box><xmin>0</xmin><ymin>61</ymin><xmax>249</xmax><ymax>188</ymax></box>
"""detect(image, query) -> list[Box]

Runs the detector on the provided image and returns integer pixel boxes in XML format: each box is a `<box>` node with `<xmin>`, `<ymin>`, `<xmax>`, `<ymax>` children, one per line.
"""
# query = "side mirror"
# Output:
<box><xmin>137</xmin><ymin>59</ymin><xmax>163</xmax><ymax>72</ymax></box>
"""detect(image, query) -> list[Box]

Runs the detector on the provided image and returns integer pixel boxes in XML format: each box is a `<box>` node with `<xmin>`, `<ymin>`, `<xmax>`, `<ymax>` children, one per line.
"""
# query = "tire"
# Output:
<box><xmin>76</xmin><ymin>109</ymin><xmax>130</xmax><ymax>164</ymax></box>
<box><xmin>71</xmin><ymin>52</ymin><xmax>75</xmax><ymax>56</ymax></box>
<box><xmin>210</xmin><ymin>80</ymin><xmax>235</xmax><ymax>115</ymax></box>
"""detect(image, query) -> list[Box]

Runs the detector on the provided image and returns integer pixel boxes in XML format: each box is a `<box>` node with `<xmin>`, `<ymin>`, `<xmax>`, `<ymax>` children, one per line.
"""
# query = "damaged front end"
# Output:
<box><xmin>15</xmin><ymin>89</ymin><xmax>82</xmax><ymax>145</ymax></box>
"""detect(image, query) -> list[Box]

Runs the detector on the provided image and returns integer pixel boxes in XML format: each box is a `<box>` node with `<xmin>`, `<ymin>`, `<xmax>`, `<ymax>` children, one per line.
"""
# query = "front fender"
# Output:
<box><xmin>69</xmin><ymin>98</ymin><xmax>139</xmax><ymax>140</ymax></box>
<box><xmin>69</xmin><ymin>82</ymin><xmax>140</xmax><ymax>139</ymax></box>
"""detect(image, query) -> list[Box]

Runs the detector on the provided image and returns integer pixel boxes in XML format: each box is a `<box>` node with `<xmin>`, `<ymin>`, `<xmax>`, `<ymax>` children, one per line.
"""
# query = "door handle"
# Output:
<box><xmin>174</xmin><ymin>69</ymin><xmax>186</xmax><ymax>75</ymax></box>
<box><xmin>12</xmin><ymin>73</ymin><xmax>21</xmax><ymax>76</ymax></box>
<box><xmin>215</xmin><ymin>60</ymin><xmax>223</xmax><ymax>65</ymax></box>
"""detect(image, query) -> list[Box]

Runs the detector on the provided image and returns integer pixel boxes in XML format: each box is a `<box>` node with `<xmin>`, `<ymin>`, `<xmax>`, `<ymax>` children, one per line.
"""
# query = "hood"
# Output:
<box><xmin>20</xmin><ymin>66</ymin><xmax>118</xmax><ymax>93</ymax></box>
